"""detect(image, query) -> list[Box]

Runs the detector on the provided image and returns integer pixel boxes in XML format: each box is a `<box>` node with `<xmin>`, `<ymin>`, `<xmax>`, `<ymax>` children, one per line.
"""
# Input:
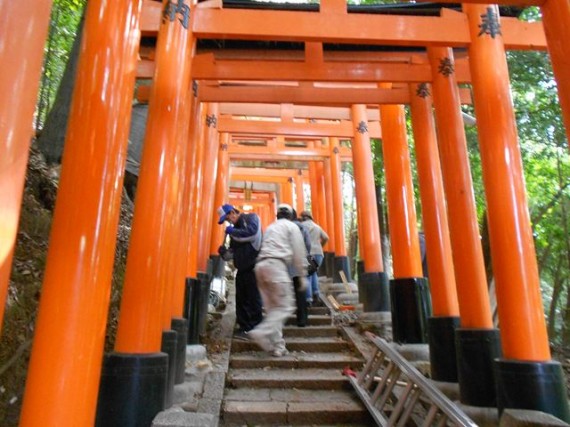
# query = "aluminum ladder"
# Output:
<box><xmin>347</xmin><ymin>332</ymin><xmax>478</xmax><ymax>427</ymax></box>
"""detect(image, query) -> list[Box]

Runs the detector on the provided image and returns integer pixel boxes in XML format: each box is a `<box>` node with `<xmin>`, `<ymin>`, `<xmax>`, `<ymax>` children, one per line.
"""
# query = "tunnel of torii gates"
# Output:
<box><xmin>4</xmin><ymin>0</ymin><xmax>570</xmax><ymax>424</ymax></box>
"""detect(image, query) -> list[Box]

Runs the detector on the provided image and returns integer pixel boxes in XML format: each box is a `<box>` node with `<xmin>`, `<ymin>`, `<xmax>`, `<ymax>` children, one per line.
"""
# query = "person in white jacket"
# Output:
<box><xmin>249</xmin><ymin>204</ymin><xmax>308</xmax><ymax>357</ymax></box>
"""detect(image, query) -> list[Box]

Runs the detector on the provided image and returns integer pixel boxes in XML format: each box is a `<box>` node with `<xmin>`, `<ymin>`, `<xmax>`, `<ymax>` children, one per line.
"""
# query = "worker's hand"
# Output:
<box><xmin>225</xmin><ymin>225</ymin><xmax>235</xmax><ymax>235</ymax></box>
<box><xmin>218</xmin><ymin>245</ymin><xmax>227</xmax><ymax>256</ymax></box>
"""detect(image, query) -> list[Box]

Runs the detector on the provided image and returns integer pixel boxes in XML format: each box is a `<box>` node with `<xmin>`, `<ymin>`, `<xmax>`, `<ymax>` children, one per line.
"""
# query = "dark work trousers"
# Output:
<box><xmin>235</xmin><ymin>268</ymin><xmax>263</xmax><ymax>332</ymax></box>
<box><xmin>293</xmin><ymin>277</ymin><xmax>308</xmax><ymax>327</ymax></box>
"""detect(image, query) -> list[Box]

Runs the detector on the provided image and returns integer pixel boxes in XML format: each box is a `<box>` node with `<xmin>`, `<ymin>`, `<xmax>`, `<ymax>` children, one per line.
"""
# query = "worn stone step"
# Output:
<box><xmin>308</xmin><ymin>306</ymin><xmax>330</xmax><ymax>315</ymax></box>
<box><xmin>222</xmin><ymin>388</ymin><xmax>374</xmax><ymax>426</ymax></box>
<box><xmin>230</xmin><ymin>351</ymin><xmax>364</xmax><ymax>369</ymax></box>
<box><xmin>283</xmin><ymin>325</ymin><xmax>338</xmax><ymax>338</ymax></box>
<box><xmin>286</xmin><ymin>314</ymin><xmax>331</xmax><ymax>326</ymax></box>
<box><xmin>227</xmin><ymin>368</ymin><xmax>352</xmax><ymax>390</ymax></box>
<box><xmin>231</xmin><ymin>336</ymin><xmax>351</xmax><ymax>353</ymax></box>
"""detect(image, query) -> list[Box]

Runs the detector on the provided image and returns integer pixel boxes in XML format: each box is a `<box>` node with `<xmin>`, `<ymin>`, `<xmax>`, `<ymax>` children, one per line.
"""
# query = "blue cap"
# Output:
<box><xmin>217</xmin><ymin>204</ymin><xmax>236</xmax><ymax>224</ymax></box>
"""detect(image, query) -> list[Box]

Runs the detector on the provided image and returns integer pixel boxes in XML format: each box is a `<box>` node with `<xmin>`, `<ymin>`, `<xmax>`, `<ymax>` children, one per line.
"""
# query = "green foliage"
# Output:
<box><xmin>36</xmin><ymin>0</ymin><xmax>86</xmax><ymax>130</ymax></box>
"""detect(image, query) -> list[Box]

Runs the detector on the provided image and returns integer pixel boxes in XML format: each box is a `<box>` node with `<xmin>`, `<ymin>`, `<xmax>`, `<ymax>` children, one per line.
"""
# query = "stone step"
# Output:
<box><xmin>227</xmin><ymin>368</ymin><xmax>352</xmax><ymax>390</ymax></box>
<box><xmin>222</xmin><ymin>388</ymin><xmax>374</xmax><ymax>426</ymax></box>
<box><xmin>286</xmin><ymin>314</ymin><xmax>331</xmax><ymax>326</ymax></box>
<box><xmin>308</xmin><ymin>306</ymin><xmax>330</xmax><ymax>315</ymax></box>
<box><xmin>231</xmin><ymin>336</ymin><xmax>351</xmax><ymax>353</ymax></box>
<box><xmin>230</xmin><ymin>351</ymin><xmax>364</xmax><ymax>369</ymax></box>
<box><xmin>283</xmin><ymin>325</ymin><xmax>338</xmax><ymax>338</ymax></box>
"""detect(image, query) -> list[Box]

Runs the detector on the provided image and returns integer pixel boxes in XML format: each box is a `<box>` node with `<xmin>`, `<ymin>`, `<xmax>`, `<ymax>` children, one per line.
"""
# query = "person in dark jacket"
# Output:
<box><xmin>217</xmin><ymin>204</ymin><xmax>263</xmax><ymax>338</ymax></box>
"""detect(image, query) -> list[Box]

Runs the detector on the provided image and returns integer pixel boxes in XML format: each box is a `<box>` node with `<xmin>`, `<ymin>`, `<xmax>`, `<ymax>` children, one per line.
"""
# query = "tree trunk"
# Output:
<box><xmin>562</xmin><ymin>282</ymin><xmax>570</xmax><ymax>347</ymax></box>
<box><xmin>556</xmin><ymin>155</ymin><xmax>570</xmax><ymax>347</ymax></box>
<box><xmin>37</xmin><ymin>14</ymin><xmax>85</xmax><ymax>164</ymax></box>
<box><xmin>480</xmin><ymin>212</ymin><xmax>494</xmax><ymax>287</ymax></box>
<box><xmin>36</xmin><ymin>8</ymin><xmax>60</xmax><ymax>131</ymax></box>
<box><xmin>547</xmin><ymin>256</ymin><xmax>564</xmax><ymax>340</ymax></box>
<box><xmin>376</xmin><ymin>184</ymin><xmax>391</xmax><ymax>276</ymax></box>
<box><xmin>344</xmin><ymin>170</ymin><xmax>358</xmax><ymax>277</ymax></box>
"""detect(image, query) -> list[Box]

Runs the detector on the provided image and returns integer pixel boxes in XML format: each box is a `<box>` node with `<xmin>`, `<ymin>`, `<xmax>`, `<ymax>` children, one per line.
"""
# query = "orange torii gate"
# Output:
<box><xmin>228</xmin><ymin>189</ymin><xmax>276</xmax><ymax>228</ymax></box>
<box><xmin>229</xmin><ymin>162</ymin><xmax>345</xmax><ymax>279</ymax></box>
<box><xmin>230</xmin><ymin>167</ymin><xmax>308</xmax><ymax>210</ymax></box>
<box><xmin>3</xmin><ymin>0</ymin><xmax>570</xmax><ymax>425</ymax></box>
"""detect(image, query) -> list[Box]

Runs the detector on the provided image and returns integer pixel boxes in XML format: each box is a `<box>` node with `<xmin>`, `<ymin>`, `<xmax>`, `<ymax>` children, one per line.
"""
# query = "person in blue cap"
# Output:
<box><xmin>217</xmin><ymin>204</ymin><xmax>263</xmax><ymax>339</ymax></box>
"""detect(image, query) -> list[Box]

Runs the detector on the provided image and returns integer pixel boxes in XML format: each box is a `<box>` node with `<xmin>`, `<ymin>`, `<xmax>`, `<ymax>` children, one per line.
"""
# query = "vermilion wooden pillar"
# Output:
<box><xmin>323</xmin><ymin>153</ymin><xmax>336</xmax><ymax>278</ymax></box>
<box><xmin>270</xmin><ymin>191</ymin><xmax>277</xmax><ymax>218</ymax></box>
<box><xmin>380</xmin><ymin>102</ymin><xmax>430</xmax><ymax>344</ymax></box>
<box><xmin>20</xmin><ymin>0</ymin><xmax>142</xmax><ymax>425</ymax></box>
<box><xmin>409</xmin><ymin>83</ymin><xmax>460</xmax><ymax>381</ymax></box>
<box><xmin>106</xmin><ymin>0</ymin><xmax>194</xmax><ymax>420</ymax></box>
<box><xmin>428</xmin><ymin>45</ymin><xmax>499</xmax><ymax>406</ymax></box>
<box><xmin>308</xmin><ymin>142</ymin><xmax>322</xmax><ymax>224</ymax></box>
<box><xmin>294</xmin><ymin>171</ymin><xmax>305</xmax><ymax>212</ymax></box>
<box><xmin>181</xmin><ymin>96</ymin><xmax>201</xmax><ymax>339</ymax></box>
<box><xmin>259</xmin><ymin>204</ymin><xmax>270</xmax><ymax>229</ymax></box>
<box><xmin>315</xmin><ymin>141</ymin><xmax>329</xmax><ymax>238</ymax></box>
<box><xmin>465</xmin><ymin>5</ymin><xmax>569</xmax><ymax>420</ymax></box>
<box><xmin>280</xmin><ymin>178</ymin><xmax>294</xmax><ymax>206</ymax></box>
<box><xmin>196</xmin><ymin>103</ymin><xmax>220</xmax><ymax>273</ymax></box>
<box><xmin>329</xmin><ymin>138</ymin><xmax>351</xmax><ymax>282</ymax></box>
<box><xmin>159</xmin><ymin>78</ymin><xmax>194</xmax><ymax>385</ymax></box>
<box><xmin>187</xmin><ymin>105</ymin><xmax>208</xmax><ymax>279</ymax></box>
<box><xmin>0</xmin><ymin>1</ymin><xmax>53</xmax><ymax>332</ymax></box>
<box><xmin>350</xmin><ymin>105</ymin><xmax>388</xmax><ymax>312</ymax></box>
<box><xmin>323</xmin><ymin>157</ymin><xmax>335</xmax><ymax>252</ymax></box>
<box><xmin>541</xmin><ymin>0</ymin><xmax>570</xmax><ymax>147</ymax></box>
<box><xmin>379</xmin><ymin>104</ymin><xmax>423</xmax><ymax>279</ymax></box>
<box><xmin>168</xmin><ymin>90</ymin><xmax>196</xmax><ymax>387</ymax></box>
<box><xmin>173</xmin><ymin>92</ymin><xmax>200</xmax><ymax>318</ymax></box>
<box><xmin>316</xmin><ymin>141</ymin><xmax>331</xmax><ymax>277</ymax></box>
<box><xmin>209</xmin><ymin>132</ymin><xmax>230</xmax><ymax>277</ymax></box>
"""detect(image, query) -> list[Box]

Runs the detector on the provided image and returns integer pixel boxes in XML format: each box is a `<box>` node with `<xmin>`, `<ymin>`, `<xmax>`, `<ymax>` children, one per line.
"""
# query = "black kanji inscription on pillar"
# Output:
<box><xmin>163</xmin><ymin>0</ymin><xmax>190</xmax><ymax>29</ymax></box>
<box><xmin>206</xmin><ymin>114</ymin><xmax>217</xmax><ymax>128</ymax></box>
<box><xmin>438</xmin><ymin>58</ymin><xmax>454</xmax><ymax>77</ymax></box>
<box><xmin>416</xmin><ymin>83</ymin><xmax>430</xmax><ymax>98</ymax></box>
<box><xmin>221</xmin><ymin>143</ymin><xmax>228</xmax><ymax>151</ymax></box>
<box><xmin>356</xmin><ymin>121</ymin><xmax>368</xmax><ymax>134</ymax></box>
<box><xmin>478</xmin><ymin>7</ymin><xmax>502</xmax><ymax>39</ymax></box>
<box><xmin>333</xmin><ymin>146</ymin><xmax>339</xmax><ymax>154</ymax></box>
<box><xmin>192</xmin><ymin>80</ymin><xmax>198</xmax><ymax>97</ymax></box>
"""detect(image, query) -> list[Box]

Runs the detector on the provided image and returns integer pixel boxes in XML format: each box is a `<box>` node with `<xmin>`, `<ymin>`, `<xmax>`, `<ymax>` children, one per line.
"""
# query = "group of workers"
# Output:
<box><xmin>217</xmin><ymin>203</ymin><xmax>328</xmax><ymax>357</ymax></box>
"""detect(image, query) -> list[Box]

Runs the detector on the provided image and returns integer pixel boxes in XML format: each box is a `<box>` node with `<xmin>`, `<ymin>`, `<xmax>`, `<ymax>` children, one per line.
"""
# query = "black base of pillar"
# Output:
<box><xmin>456</xmin><ymin>328</ymin><xmax>501</xmax><ymax>407</ymax></box>
<box><xmin>495</xmin><ymin>358</ymin><xmax>570</xmax><ymax>423</ymax></box>
<box><xmin>428</xmin><ymin>316</ymin><xmax>460</xmax><ymax>382</ymax></box>
<box><xmin>187</xmin><ymin>277</ymin><xmax>200</xmax><ymax>345</ymax></box>
<box><xmin>325</xmin><ymin>252</ymin><xmax>334</xmax><ymax>278</ymax></box>
<box><xmin>356</xmin><ymin>261</ymin><xmax>365</xmax><ymax>303</ymax></box>
<box><xmin>333</xmin><ymin>256</ymin><xmax>352</xmax><ymax>283</ymax></box>
<box><xmin>96</xmin><ymin>352</ymin><xmax>167</xmax><ymax>427</ymax></box>
<box><xmin>183</xmin><ymin>277</ymin><xmax>197</xmax><ymax>320</ymax></box>
<box><xmin>197</xmin><ymin>272</ymin><xmax>211</xmax><ymax>335</ymax></box>
<box><xmin>208</xmin><ymin>254</ymin><xmax>225</xmax><ymax>277</ymax></box>
<box><xmin>170</xmin><ymin>318</ymin><xmax>187</xmax><ymax>385</ymax></box>
<box><xmin>161</xmin><ymin>330</ymin><xmax>177</xmax><ymax>408</ymax></box>
<box><xmin>390</xmin><ymin>278</ymin><xmax>432</xmax><ymax>344</ymax></box>
<box><xmin>358</xmin><ymin>271</ymin><xmax>390</xmax><ymax>312</ymax></box>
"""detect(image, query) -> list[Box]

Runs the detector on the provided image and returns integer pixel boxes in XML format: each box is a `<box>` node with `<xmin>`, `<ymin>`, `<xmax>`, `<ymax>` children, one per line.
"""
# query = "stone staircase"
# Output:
<box><xmin>220</xmin><ymin>306</ymin><xmax>375</xmax><ymax>426</ymax></box>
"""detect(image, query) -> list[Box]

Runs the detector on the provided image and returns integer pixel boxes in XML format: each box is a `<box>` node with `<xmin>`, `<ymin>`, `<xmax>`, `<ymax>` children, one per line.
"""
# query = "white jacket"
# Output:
<box><xmin>257</xmin><ymin>218</ymin><xmax>308</xmax><ymax>277</ymax></box>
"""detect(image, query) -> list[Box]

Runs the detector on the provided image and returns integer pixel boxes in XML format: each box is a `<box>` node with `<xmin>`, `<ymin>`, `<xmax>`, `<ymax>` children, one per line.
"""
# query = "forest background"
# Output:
<box><xmin>1</xmin><ymin>0</ymin><xmax>569</xmax><ymax>424</ymax></box>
